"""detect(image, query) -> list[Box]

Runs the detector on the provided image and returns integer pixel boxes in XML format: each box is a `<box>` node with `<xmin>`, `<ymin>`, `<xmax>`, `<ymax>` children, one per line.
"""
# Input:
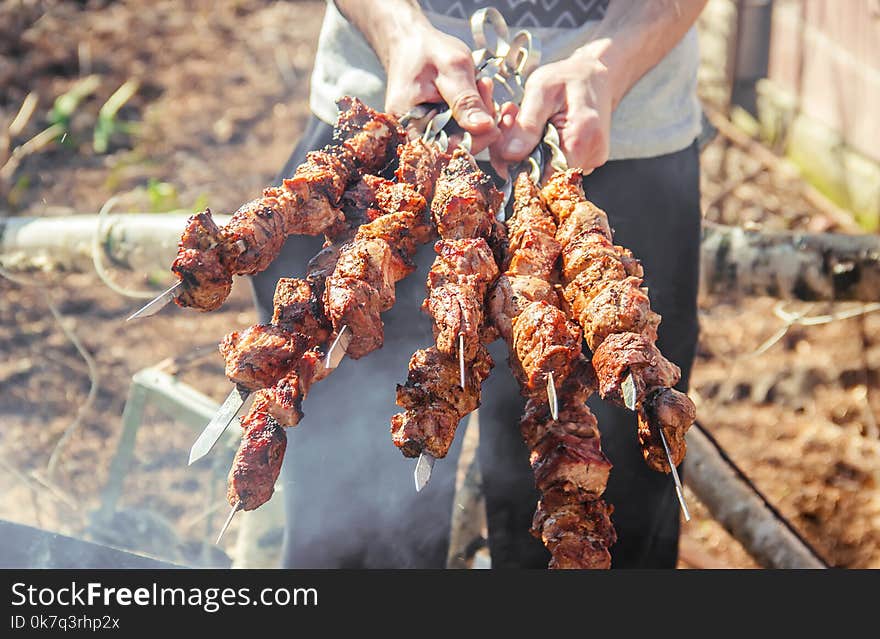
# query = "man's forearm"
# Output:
<box><xmin>577</xmin><ymin>0</ymin><xmax>708</xmax><ymax>107</ymax></box>
<box><xmin>335</xmin><ymin>0</ymin><xmax>431</xmax><ymax>68</ymax></box>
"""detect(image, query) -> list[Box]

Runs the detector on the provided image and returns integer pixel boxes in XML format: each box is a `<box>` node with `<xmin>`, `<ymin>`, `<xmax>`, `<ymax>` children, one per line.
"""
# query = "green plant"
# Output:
<box><xmin>146</xmin><ymin>178</ymin><xmax>180</xmax><ymax>212</ymax></box>
<box><xmin>48</xmin><ymin>75</ymin><xmax>101</xmax><ymax>144</ymax></box>
<box><xmin>93</xmin><ymin>79</ymin><xmax>140</xmax><ymax>154</ymax></box>
<box><xmin>191</xmin><ymin>193</ymin><xmax>209</xmax><ymax>212</ymax></box>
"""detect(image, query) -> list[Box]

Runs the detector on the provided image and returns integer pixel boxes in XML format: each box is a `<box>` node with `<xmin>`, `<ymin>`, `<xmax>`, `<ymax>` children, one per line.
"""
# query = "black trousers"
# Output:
<box><xmin>252</xmin><ymin>116</ymin><xmax>701</xmax><ymax>569</ymax></box>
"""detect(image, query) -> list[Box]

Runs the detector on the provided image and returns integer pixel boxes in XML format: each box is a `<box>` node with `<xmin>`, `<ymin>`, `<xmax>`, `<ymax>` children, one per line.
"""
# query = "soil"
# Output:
<box><xmin>1</xmin><ymin>0</ymin><xmax>877</xmax><ymax>569</ymax></box>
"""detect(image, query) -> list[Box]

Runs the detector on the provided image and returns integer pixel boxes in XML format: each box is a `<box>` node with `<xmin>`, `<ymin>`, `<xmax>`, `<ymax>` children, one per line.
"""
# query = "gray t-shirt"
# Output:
<box><xmin>309</xmin><ymin>0</ymin><xmax>701</xmax><ymax>160</ymax></box>
<box><xmin>420</xmin><ymin>0</ymin><xmax>609</xmax><ymax>26</ymax></box>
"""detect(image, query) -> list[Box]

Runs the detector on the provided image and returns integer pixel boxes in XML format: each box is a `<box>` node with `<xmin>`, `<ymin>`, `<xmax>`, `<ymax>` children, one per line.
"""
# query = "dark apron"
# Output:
<box><xmin>252</xmin><ymin>116</ymin><xmax>701</xmax><ymax>568</ymax></box>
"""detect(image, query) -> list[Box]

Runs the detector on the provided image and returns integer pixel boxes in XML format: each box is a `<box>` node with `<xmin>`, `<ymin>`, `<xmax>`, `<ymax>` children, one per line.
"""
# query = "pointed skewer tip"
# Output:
<box><xmin>414</xmin><ymin>453</ymin><xmax>435</xmax><ymax>493</ymax></box>
<box><xmin>657</xmin><ymin>426</ymin><xmax>690</xmax><ymax>522</ymax></box>
<box><xmin>622</xmin><ymin>371</ymin><xmax>638</xmax><ymax>411</ymax></box>
<box><xmin>126</xmin><ymin>281</ymin><xmax>183</xmax><ymax>321</ymax></box>
<box><xmin>216</xmin><ymin>502</ymin><xmax>241</xmax><ymax>545</ymax></box>
<box><xmin>188</xmin><ymin>387</ymin><xmax>249</xmax><ymax>465</ymax></box>
<box><xmin>325</xmin><ymin>324</ymin><xmax>350</xmax><ymax>370</ymax></box>
<box><xmin>547</xmin><ymin>371</ymin><xmax>558</xmax><ymax>421</ymax></box>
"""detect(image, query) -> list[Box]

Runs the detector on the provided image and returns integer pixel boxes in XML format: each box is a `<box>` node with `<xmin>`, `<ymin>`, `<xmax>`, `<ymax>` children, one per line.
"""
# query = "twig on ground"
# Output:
<box><xmin>745</xmin><ymin>301</ymin><xmax>880</xmax><ymax>359</ymax></box>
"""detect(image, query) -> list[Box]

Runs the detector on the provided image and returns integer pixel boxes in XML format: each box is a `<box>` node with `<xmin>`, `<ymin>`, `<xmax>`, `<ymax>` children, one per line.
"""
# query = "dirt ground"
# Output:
<box><xmin>1</xmin><ymin>0</ymin><xmax>878</xmax><ymax>569</ymax></box>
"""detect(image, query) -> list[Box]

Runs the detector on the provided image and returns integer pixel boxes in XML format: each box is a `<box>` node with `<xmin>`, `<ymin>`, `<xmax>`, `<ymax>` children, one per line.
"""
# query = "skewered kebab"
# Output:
<box><xmin>485</xmin><ymin>171</ymin><xmax>615</xmax><ymax>569</ymax></box>
<box><xmin>188</xmin><ymin>172</ymin><xmax>399</xmax><ymax>465</ymax></box>
<box><xmin>220</xmin><ymin>139</ymin><xmax>448</xmax><ymax>524</ymax></box>
<box><xmin>220</xmin><ymin>138</ymin><xmax>444</xmax><ymax>410</ymax></box>
<box><xmin>539</xmin><ymin>168</ymin><xmax>696</xmax><ymax>517</ymax></box>
<box><xmin>487</xmin><ymin>173</ymin><xmax>582</xmax><ymax>411</ymax></box>
<box><xmin>522</xmin><ymin>358</ymin><xmax>616</xmax><ymax>569</ymax></box>
<box><xmin>391</xmin><ymin>148</ymin><xmax>505</xmax><ymax>489</ymax></box>
<box><xmin>128</xmin><ymin>97</ymin><xmax>404</xmax><ymax>320</ymax></box>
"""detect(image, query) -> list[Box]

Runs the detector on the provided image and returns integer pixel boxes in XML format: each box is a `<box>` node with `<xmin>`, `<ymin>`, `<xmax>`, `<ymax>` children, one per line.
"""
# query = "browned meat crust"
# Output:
<box><xmin>173</xmin><ymin>97</ymin><xmax>402</xmax><ymax>311</ymax></box>
<box><xmin>540</xmin><ymin>169</ymin><xmax>696</xmax><ymax>471</ymax></box>
<box><xmin>391</xmin><ymin>345</ymin><xmax>493</xmax><ymax>458</ymax></box>
<box><xmin>227</xmin><ymin>411</ymin><xmax>287</xmax><ymax>511</ymax></box>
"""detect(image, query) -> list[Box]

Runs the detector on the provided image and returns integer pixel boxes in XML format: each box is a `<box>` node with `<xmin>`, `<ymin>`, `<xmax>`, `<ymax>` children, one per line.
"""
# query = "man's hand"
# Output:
<box><xmin>494</xmin><ymin>0</ymin><xmax>709</xmax><ymax>173</ymax></box>
<box><xmin>336</xmin><ymin>0</ymin><xmax>499</xmax><ymax>151</ymax></box>
<box><xmin>495</xmin><ymin>42</ymin><xmax>614</xmax><ymax>172</ymax></box>
<box><xmin>384</xmin><ymin>23</ymin><xmax>498</xmax><ymax>150</ymax></box>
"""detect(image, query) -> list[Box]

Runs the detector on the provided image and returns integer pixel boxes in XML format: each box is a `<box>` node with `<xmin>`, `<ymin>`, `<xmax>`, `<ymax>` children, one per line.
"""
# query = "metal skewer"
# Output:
<box><xmin>621</xmin><ymin>371</ymin><xmax>639</xmax><ymax>411</ymax></box>
<box><xmin>216</xmin><ymin>501</ymin><xmax>241</xmax><ymax>544</ymax></box>
<box><xmin>126</xmin><ymin>281</ymin><xmax>183</xmax><ymax>321</ymax></box>
<box><xmin>188</xmin><ymin>386</ymin><xmax>250</xmax><ymax>465</ymax></box>
<box><xmin>658</xmin><ymin>426</ymin><xmax>691</xmax><ymax>522</ymax></box>
<box><xmin>622</xmin><ymin>370</ymin><xmax>690</xmax><ymax>520</ymax></box>
<box><xmin>458</xmin><ymin>333</ymin><xmax>466</xmax><ymax>390</ymax></box>
<box><xmin>190</xmin><ymin>328</ymin><xmax>351</xmax><ymax>466</ymax></box>
<box><xmin>546</xmin><ymin>371</ymin><xmax>558</xmax><ymax>420</ymax></box>
<box><xmin>325</xmin><ymin>325</ymin><xmax>352</xmax><ymax>370</ymax></box>
<box><xmin>414</xmin><ymin>453</ymin><xmax>435</xmax><ymax>492</ymax></box>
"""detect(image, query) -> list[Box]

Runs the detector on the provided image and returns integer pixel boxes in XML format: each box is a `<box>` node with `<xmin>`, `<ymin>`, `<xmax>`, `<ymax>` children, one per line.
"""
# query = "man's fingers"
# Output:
<box><xmin>553</xmin><ymin>110</ymin><xmax>610</xmax><ymax>172</ymax></box>
<box><xmin>435</xmin><ymin>63</ymin><xmax>496</xmax><ymax>134</ymax></box>
<box><xmin>385</xmin><ymin>78</ymin><xmax>441</xmax><ymax>120</ymax></box>
<box><xmin>499</xmin><ymin>75</ymin><xmax>561</xmax><ymax>161</ymax></box>
<box><xmin>488</xmin><ymin>102</ymin><xmax>519</xmax><ymax>168</ymax></box>
<box><xmin>477</xmin><ymin>76</ymin><xmax>496</xmax><ymax>120</ymax></box>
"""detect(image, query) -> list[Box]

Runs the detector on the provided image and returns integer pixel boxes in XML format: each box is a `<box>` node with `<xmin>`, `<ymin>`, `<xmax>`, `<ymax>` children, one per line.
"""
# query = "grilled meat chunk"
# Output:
<box><xmin>430</xmin><ymin>149</ymin><xmax>502</xmax><ymax>240</ymax></box>
<box><xmin>591</xmin><ymin>331</ymin><xmax>681</xmax><ymax>406</ymax></box>
<box><xmin>171</xmin><ymin>210</ymin><xmax>232</xmax><ymax>311</ymax></box>
<box><xmin>638</xmin><ymin>388</ymin><xmax>696</xmax><ymax>472</ymax></box>
<box><xmin>219</xmin><ymin>324</ymin><xmax>309</xmax><ymax>391</ymax></box>
<box><xmin>512</xmin><ymin>301</ymin><xmax>582</xmax><ymax>396</ymax></box>
<box><xmin>531</xmin><ymin>492</ymin><xmax>616</xmax><ymax>570</ymax></box>
<box><xmin>487</xmin><ymin>274</ymin><xmax>558</xmax><ymax>343</ymax></box>
<box><xmin>227</xmin><ymin>411</ymin><xmax>287</xmax><ymax>511</ymax></box>
<box><xmin>391</xmin><ymin>345</ymin><xmax>493</xmax><ymax>458</ymax></box>
<box><xmin>424</xmin><ymin>238</ymin><xmax>498</xmax><ymax>361</ymax></box>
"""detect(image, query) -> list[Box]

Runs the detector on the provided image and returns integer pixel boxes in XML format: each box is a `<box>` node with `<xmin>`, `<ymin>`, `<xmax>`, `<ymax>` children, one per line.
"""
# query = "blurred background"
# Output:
<box><xmin>0</xmin><ymin>0</ymin><xmax>878</xmax><ymax>568</ymax></box>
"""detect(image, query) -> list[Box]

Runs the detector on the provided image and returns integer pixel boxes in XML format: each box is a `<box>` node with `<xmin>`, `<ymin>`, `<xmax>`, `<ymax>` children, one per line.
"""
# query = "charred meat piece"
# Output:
<box><xmin>322</xmin><ymin>276</ymin><xmax>383</xmax><ymax>359</ymax></box>
<box><xmin>554</xmin><ymin>199</ymin><xmax>613</xmax><ymax>245</ymax></box>
<box><xmin>487</xmin><ymin>274</ymin><xmax>558</xmax><ymax>343</ymax></box>
<box><xmin>250</xmin><ymin>348</ymin><xmax>331</xmax><ymax>428</ymax></box>
<box><xmin>591</xmin><ymin>331</ymin><xmax>681</xmax><ymax>405</ymax></box>
<box><xmin>271</xmin><ymin>277</ymin><xmax>331</xmax><ymax>345</ymax></box>
<box><xmin>227</xmin><ymin>410</ymin><xmax>287</xmax><ymax>511</ymax></box>
<box><xmin>333</xmin><ymin>237</ymin><xmax>412</xmax><ymax>309</ymax></box>
<box><xmin>638</xmin><ymin>387</ymin><xmax>696</xmax><ymax>472</ymax></box>
<box><xmin>391</xmin><ymin>345</ymin><xmax>493</xmax><ymax>458</ymax></box>
<box><xmin>219</xmin><ymin>324</ymin><xmax>309</xmax><ymax>391</ymax></box>
<box><xmin>576</xmin><ymin>276</ymin><xmax>652</xmax><ymax>351</ymax></box>
<box><xmin>512</xmin><ymin>301</ymin><xmax>582</xmax><ymax>396</ymax></box>
<box><xmin>430</xmin><ymin>149</ymin><xmax>502</xmax><ymax>240</ymax></box>
<box><xmin>531</xmin><ymin>491</ymin><xmax>617</xmax><ymax>570</ymax></box>
<box><xmin>505</xmin><ymin>175</ymin><xmax>561</xmax><ymax>278</ymax></box>
<box><xmin>334</xmin><ymin>96</ymin><xmax>405</xmax><ymax>173</ymax></box>
<box><xmin>395</xmin><ymin>137</ymin><xmax>448</xmax><ymax>202</ymax></box>
<box><xmin>424</xmin><ymin>238</ymin><xmax>499</xmax><ymax>361</ymax></box>
<box><xmin>171</xmin><ymin>211</ymin><xmax>232</xmax><ymax>311</ymax></box>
